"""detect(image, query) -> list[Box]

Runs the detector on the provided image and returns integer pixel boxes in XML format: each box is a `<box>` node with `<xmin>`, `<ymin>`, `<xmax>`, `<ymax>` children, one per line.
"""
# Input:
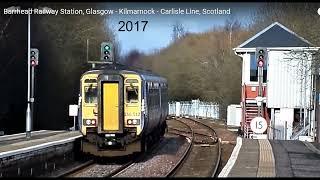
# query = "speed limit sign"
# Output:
<box><xmin>250</xmin><ymin>117</ymin><xmax>267</xmax><ymax>134</ymax></box>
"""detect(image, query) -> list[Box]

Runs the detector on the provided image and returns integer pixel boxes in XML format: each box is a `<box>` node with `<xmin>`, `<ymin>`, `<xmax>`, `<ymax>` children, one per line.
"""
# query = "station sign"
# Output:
<box><xmin>69</xmin><ymin>104</ymin><xmax>78</xmax><ymax>117</ymax></box>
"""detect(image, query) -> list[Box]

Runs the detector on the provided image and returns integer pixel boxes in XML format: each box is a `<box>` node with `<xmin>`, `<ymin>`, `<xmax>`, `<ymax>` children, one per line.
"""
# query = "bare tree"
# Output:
<box><xmin>123</xmin><ymin>49</ymin><xmax>145</xmax><ymax>66</ymax></box>
<box><xmin>224</xmin><ymin>18</ymin><xmax>241</xmax><ymax>53</ymax></box>
<box><xmin>172</xmin><ymin>21</ymin><xmax>186</xmax><ymax>42</ymax></box>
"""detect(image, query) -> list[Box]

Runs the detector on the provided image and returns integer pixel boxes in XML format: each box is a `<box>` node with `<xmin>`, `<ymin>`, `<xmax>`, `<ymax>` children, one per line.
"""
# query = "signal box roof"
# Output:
<box><xmin>236</xmin><ymin>22</ymin><xmax>314</xmax><ymax>48</ymax></box>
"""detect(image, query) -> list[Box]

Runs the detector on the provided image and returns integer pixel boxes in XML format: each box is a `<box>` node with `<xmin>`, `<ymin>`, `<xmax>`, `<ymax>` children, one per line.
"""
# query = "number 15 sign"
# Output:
<box><xmin>250</xmin><ymin>117</ymin><xmax>267</xmax><ymax>134</ymax></box>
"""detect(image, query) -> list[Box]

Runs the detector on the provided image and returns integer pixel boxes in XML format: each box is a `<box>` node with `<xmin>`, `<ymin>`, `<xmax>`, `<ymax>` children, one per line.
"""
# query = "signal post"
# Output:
<box><xmin>26</xmin><ymin>48</ymin><xmax>39</xmax><ymax>138</ymax></box>
<box><xmin>250</xmin><ymin>47</ymin><xmax>268</xmax><ymax>139</ymax></box>
<box><xmin>256</xmin><ymin>47</ymin><xmax>266</xmax><ymax>117</ymax></box>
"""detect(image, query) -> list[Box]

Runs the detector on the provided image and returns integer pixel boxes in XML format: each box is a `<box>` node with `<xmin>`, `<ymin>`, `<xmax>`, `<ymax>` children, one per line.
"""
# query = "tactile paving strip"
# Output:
<box><xmin>257</xmin><ymin>139</ymin><xmax>276</xmax><ymax>177</ymax></box>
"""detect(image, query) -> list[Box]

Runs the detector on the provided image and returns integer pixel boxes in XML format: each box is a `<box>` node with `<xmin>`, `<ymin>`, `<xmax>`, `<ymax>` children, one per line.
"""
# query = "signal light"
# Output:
<box><xmin>258</xmin><ymin>60</ymin><xmax>264</xmax><ymax>67</ymax></box>
<box><xmin>30</xmin><ymin>48</ymin><xmax>39</xmax><ymax>67</ymax></box>
<box><xmin>258</xmin><ymin>49</ymin><xmax>264</xmax><ymax>54</ymax></box>
<box><xmin>104</xmin><ymin>45</ymin><xmax>110</xmax><ymax>51</ymax></box>
<box><xmin>31</xmin><ymin>59</ymin><xmax>36</xmax><ymax>66</ymax></box>
<box><xmin>259</xmin><ymin>55</ymin><xmax>264</xmax><ymax>60</ymax></box>
<box><xmin>101</xmin><ymin>42</ymin><xmax>113</xmax><ymax>62</ymax></box>
<box><xmin>256</xmin><ymin>47</ymin><xmax>267</xmax><ymax>67</ymax></box>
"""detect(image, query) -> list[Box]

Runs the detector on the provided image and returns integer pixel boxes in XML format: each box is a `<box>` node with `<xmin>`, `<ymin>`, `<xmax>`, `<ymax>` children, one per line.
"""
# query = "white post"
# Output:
<box><xmin>176</xmin><ymin>102</ymin><xmax>180</xmax><ymax>117</ymax></box>
<box><xmin>73</xmin><ymin>116</ymin><xmax>76</xmax><ymax>131</ymax></box>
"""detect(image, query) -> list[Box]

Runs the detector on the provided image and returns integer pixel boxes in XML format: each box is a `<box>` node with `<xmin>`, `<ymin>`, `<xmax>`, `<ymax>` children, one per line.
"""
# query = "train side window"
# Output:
<box><xmin>84</xmin><ymin>85</ymin><xmax>97</xmax><ymax>104</ymax></box>
<box><xmin>126</xmin><ymin>86</ymin><xmax>139</xmax><ymax>103</ymax></box>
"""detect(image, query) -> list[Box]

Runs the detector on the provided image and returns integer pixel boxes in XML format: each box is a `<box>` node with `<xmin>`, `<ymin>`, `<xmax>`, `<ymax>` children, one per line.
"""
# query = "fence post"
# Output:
<box><xmin>284</xmin><ymin>121</ymin><xmax>287</xmax><ymax>140</ymax></box>
<box><xmin>176</xmin><ymin>102</ymin><xmax>180</xmax><ymax>117</ymax></box>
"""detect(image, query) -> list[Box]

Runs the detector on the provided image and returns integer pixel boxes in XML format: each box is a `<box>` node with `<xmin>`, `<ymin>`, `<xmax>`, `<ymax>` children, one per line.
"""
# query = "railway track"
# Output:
<box><xmin>54</xmin><ymin>156</ymin><xmax>138</xmax><ymax>177</ymax></box>
<box><xmin>190</xmin><ymin>118</ymin><xmax>221</xmax><ymax>177</ymax></box>
<box><xmin>169</xmin><ymin>127</ymin><xmax>217</xmax><ymax>144</ymax></box>
<box><xmin>53</xmin><ymin>117</ymin><xmax>221</xmax><ymax>178</ymax></box>
<box><xmin>52</xmin><ymin>160</ymin><xmax>95</xmax><ymax>177</ymax></box>
<box><xmin>166</xmin><ymin>117</ymin><xmax>221</xmax><ymax>177</ymax></box>
<box><xmin>165</xmin><ymin>118</ymin><xmax>194</xmax><ymax>177</ymax></box>
<box><xmin>55</xmin><ymin>137</ymin><xmax>165</xmax><ymax>178</ymax></box>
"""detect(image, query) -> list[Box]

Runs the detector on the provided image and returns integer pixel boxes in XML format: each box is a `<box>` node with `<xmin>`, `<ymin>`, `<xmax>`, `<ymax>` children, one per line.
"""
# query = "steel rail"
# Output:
<box><xmin>186</xmin><ymin>118</ymin><xmax>221</xmax><ymax>177</ymax></box>
<box><xmin>165</xmin><ymin>118</ymin><xmax>194</xmax><ymax>177</ymax></box>
<box><xmin>109</xmin><ymin>137</ymin><xmax>165</xmax><ymax>177</ymax></box>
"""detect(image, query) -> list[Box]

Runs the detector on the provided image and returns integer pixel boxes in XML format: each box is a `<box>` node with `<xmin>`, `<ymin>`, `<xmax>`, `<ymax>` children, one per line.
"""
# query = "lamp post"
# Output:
<box><xmin>6</xmin><ymin>6</ymin><xmax>53</xmax><ymax>138</ymax></box>
<box><xmin>26</xmin><ymin>7</ymin><xmax>32</xmax><ymax>138</ymax></box>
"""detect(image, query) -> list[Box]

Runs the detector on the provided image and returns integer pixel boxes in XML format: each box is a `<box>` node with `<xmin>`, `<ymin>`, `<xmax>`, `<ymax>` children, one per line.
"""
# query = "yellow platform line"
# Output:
<box><xmin>257</xmin><ymin>139</ymin><xmax>276</xmax><ymax>177</ymax></box>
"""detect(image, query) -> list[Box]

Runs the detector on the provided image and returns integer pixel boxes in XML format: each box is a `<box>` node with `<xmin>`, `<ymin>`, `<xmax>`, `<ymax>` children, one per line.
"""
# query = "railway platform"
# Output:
<box><xmin>0</xmin><ymin>130</ymin><xmax>82</xmax><ymax>175</ymax></box>
<box><xmin>219</xmin><ymin>137</ymin><xmax>320</xmax><ymax>177</ymax></box>
<box><xmin>0</xmin><ymin>130</ymin><xmax>82</xmax><ymax>158</ymax></box>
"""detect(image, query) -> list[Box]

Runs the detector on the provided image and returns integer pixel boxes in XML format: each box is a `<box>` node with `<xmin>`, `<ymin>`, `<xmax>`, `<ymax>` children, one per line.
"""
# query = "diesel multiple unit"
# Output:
<box><xmin>78</xmin><ymin>66</ymin><xmax>168</xmax><ymax>156</ymax></box>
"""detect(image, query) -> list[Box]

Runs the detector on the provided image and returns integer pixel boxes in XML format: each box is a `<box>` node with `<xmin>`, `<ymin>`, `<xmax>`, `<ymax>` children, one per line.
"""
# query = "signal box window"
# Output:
<box><xmin>126</xmin><ymin>86</ymin><xmax>139</xmax><ymax>103</ymax></box>
<box><xmin>250</xmin><ymin>53</ymin><xmax>267</xmax><ymax>83</ymax></box>
<box><xmin>85</xmin><ymin>85</ymin><xmax>97</xmax><ymax>104</ymax></box>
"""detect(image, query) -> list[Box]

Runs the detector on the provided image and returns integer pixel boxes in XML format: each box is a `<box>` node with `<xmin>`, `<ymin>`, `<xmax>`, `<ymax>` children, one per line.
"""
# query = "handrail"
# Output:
<box><xmin>242</xmin><ymin>83</ymin><xmax>269</xmax><ymax>138</ymax></box>
<box><xmin>264</xmin><ymin>106</ymin><xmax>269</xmax><ymax>126</ymax></box>
<box><xmin>241</xmin><ymin>84</ymin><xmax>246</xmax><ymax>134</ymax></box>
<box><xmin>243</xmin><ymin>84</ymin><xmax>246</xmax><ymax>103</ymax></box>
<box><xmin>291</xmin><ymin>124</ymin><xmax>310</xmax><ymax>140</ymax></box>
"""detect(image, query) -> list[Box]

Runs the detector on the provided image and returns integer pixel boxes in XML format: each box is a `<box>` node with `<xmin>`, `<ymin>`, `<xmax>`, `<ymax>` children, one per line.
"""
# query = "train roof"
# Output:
<box><xmin>82</xmin><ymin>63</ymin><xmax>167</xmax><ymax>82</ymax></box>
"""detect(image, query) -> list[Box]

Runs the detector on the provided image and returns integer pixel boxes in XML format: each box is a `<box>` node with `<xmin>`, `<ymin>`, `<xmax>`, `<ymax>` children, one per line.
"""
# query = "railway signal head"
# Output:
<box><xmin>30</xmin><ymin>48</ymin><xmax>39</xmax><ymax>67</ymax></box>
<box><xmin>101</xmin><ymin>42</ymin><xmax>114</xmax><ymax>62</ymax></box>
<box><xmin>256</xmin><ymin>47</ymin><xmax>267</xmax><ymax>67</ymax></box>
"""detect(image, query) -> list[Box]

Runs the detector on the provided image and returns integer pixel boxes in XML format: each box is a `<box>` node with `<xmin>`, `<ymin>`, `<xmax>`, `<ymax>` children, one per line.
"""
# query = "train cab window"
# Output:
<box><xmin>126</xmin><ymin>86</ymin><xmax>139</xmax><ymax>103</ymax></box>
<box><xmin>84</xmin><ymin>85</ymin><xmax>97</xmax><ymax>104</ymax></box>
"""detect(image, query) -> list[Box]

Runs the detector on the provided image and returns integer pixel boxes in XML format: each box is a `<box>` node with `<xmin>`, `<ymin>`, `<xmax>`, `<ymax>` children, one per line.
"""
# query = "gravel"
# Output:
<box><xmin>114</xmin><ymin>134</ymin><xmax>189</xmax><ymax>177</ymax></box>
<box><xmin>71</xmin><ymin>164</ymin><xmax>123</xmax><ymax>177</ymax></box>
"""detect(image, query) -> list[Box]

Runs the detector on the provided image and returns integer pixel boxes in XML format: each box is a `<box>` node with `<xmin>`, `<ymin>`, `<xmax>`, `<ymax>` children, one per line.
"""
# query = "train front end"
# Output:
<box><xmin>79</xmin><ymin>71</ymin><xmax>144</xmax><ymax>156</ymax></box>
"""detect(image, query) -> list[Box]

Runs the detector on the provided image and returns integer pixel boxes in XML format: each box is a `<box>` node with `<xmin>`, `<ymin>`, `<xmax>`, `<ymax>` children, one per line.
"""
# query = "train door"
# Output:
<box><xmin>97</xmin><ymin>74</ymin><xmax>124</xmax><ymax>134</ymax></box>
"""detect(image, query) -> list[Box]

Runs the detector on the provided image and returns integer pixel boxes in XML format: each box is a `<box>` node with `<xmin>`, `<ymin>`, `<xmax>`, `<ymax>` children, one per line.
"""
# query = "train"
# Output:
<box><xmin>77</xmin><ymin>64</ymin><xmax>168</xmax><ymax>157</ymax></box>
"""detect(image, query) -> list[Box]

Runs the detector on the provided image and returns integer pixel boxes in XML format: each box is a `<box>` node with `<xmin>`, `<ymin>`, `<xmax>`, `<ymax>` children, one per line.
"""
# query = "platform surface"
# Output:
<box><xmin>0</xmin><ymin>130</ymin><xmax>82</xmax><ymax>158</ymax></box>
<box><xmin>219</xmin><ymin>137</ymin><xmax>320</xmax><ymax>177</ymax></box>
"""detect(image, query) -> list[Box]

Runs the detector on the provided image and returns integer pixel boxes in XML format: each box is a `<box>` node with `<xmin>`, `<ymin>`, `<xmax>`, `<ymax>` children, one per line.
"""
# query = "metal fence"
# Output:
<box><xmin>168</xmin><ymin>99</ymin><xmax>219</xmax><ymax>119</ymax></box>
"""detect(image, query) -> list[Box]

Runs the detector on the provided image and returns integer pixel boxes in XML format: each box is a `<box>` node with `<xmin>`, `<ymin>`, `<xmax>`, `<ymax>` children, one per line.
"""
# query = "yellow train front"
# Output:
<box><xmin>78</xmin><ymin>68</ymin><xmax>168</xmax><ymax>157</ymax></box>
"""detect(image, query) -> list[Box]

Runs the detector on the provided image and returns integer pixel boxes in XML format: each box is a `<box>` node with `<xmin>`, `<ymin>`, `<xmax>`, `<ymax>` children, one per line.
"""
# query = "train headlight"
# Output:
<box><xmin>132</xmin><ymin>119</ymin><xmax>137</xmax><ymax>124</ymax></box>
<box><xmin>86</xmin><ymin>119</ymin><xmax>91</xmax><ymax>125</ymax></box>
<box><xmin>83</xmin><ymin>119</ymin><xmax>96</xmax><ymax>126</ymax></box>
<box><xmin>127</xmin><ymin>119</ymin><xmax>140</xmax><ymax>125</ymax></box>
